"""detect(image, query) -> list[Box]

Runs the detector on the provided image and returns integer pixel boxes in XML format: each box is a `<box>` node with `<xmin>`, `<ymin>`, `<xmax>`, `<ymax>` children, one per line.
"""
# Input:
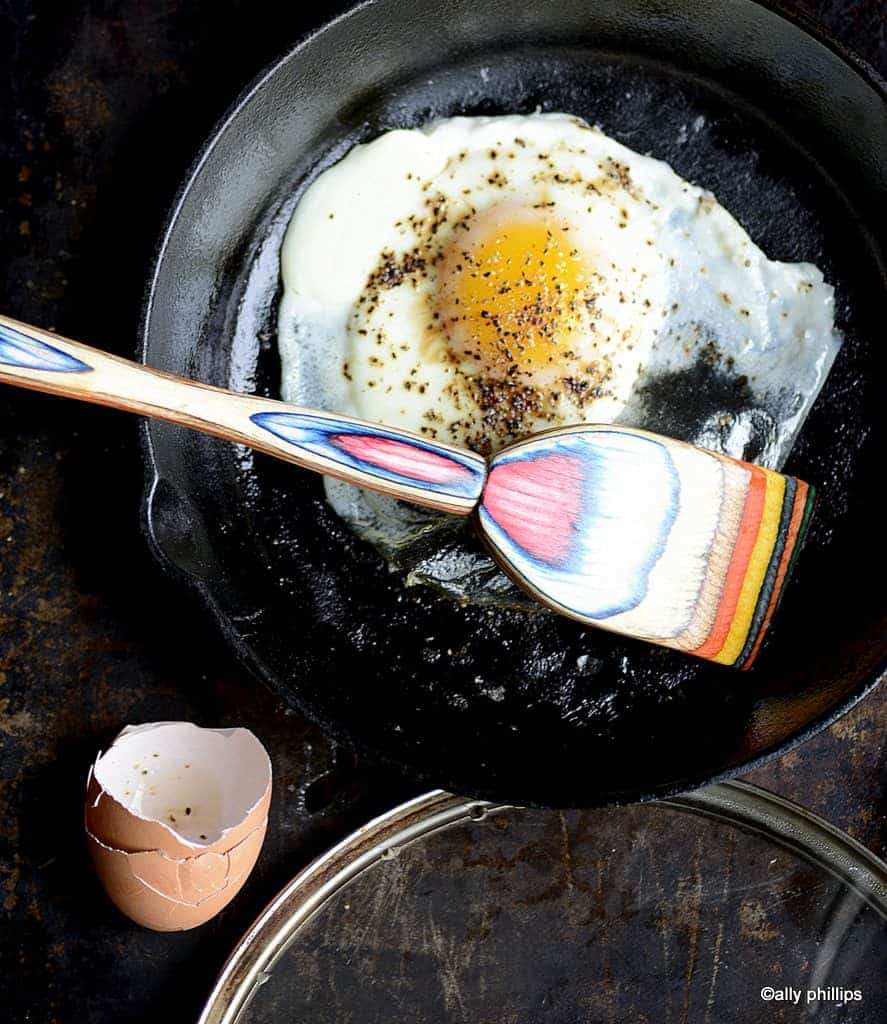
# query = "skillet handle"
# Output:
<box><xmin>0</xmin><ymin>315</ymin><xmax>486</xmax><ymax>515</ymax></box>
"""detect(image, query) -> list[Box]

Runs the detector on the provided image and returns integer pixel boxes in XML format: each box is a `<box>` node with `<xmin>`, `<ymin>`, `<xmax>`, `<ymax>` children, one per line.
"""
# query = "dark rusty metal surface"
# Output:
<box><xmin>0</xmin><ymin>2</ymin><xmax>883</xmax><ymax>1022</ymax></box>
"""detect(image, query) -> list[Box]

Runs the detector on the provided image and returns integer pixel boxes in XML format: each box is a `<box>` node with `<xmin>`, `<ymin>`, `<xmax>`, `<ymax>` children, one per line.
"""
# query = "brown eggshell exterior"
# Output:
<box><xmin>85</xmin><ymin>769</ymin><xmax>272</xmax><ymax>859</ymax></box>
<box><xmin>86</xmin><ymin>820</ymin><xmax>268</xmax><ymax>932</ymax></box>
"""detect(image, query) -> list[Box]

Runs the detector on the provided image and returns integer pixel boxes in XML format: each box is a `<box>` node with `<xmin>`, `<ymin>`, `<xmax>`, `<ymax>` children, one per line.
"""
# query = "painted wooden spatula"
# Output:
<box><xmin>0</xmin><ymin>315</ymin><xmax>813</xmax><ymax>668</ymax></box>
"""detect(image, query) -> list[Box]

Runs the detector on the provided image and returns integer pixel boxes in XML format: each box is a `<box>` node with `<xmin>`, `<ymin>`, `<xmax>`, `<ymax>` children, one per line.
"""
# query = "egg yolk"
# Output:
<box><xmin>437</xmin><ymin>211</ymin><xmax>591</xmax><ymax>380</ymax></box>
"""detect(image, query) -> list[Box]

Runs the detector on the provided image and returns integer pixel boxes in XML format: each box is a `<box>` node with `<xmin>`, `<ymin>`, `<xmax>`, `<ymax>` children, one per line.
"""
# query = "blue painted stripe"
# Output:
<box><xmin>251</xmin><ymin>410</ymin><xmax>485</xmax><ymax>501</ymax></box>
<box><xmin>601</xmin><ymin>435</ymin><xmax>680</xmax><ymax>618</ymax></box>
<box><xmin>0</xmin><ymin>323</ymin><xmax>92</xmax><ymax>373</ymax></box>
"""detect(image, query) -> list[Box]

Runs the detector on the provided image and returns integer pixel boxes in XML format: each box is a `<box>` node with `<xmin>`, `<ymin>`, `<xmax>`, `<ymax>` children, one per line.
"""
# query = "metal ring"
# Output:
<box><xmin>198</xmin><ymin>780</ymin><xmax>887</xmax><ymax>1024</ymax></box>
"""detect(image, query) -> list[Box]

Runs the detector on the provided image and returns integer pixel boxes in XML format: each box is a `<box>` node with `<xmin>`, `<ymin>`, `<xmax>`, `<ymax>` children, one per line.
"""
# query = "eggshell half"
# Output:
<box><xmin>85</xmin><ymin>722</ymin><xmax>271</xmax><ymax>931</ymax></box>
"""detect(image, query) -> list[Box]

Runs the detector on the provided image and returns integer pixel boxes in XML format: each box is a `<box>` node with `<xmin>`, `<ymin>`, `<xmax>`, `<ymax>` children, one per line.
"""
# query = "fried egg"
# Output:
<box><xmin>278</xmin><ymin>113</ymin><xmax>839</xmax><ymax>605</ymax></box>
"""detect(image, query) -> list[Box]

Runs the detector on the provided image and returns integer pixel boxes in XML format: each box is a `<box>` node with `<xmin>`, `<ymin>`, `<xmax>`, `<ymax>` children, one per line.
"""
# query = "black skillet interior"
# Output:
<box><xmin>141</xmin><ymin>0</ymin><xmax>886</xmax><ymax>808</ymax></box>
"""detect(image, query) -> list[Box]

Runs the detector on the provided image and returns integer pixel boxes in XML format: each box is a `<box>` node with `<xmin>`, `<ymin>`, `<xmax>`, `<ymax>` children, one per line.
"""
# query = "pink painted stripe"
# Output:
<box><xmin>483</xmin><ymin>454</ymin><xmax>584</xmax><ymax>564</ymax></box>
<box><xmin>332</xmin><ymin>434</ymin><xmax>473</xmax><ymax>485</ymax></box>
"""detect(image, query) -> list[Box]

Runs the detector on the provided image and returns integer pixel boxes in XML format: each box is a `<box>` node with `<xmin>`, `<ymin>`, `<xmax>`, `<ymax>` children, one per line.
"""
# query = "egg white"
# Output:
<box><xmin>278</xmin><ymin>113</ymin><xmax>839</xmax><ymax>599</ymax></box>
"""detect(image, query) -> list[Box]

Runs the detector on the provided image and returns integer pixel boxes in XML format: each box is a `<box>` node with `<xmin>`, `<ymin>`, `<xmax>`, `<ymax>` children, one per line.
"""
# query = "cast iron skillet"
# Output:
<box><xmin>140</xmin><ymin>0</ymin><xmax>886</xmax><ymax>808</ymax></box>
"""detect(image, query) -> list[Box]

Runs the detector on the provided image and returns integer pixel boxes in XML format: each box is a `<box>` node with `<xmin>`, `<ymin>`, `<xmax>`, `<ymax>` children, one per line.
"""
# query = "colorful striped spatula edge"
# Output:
<box><xmin>477</xmin><ymin>425</ymin><xmax>814</xmax><ymax>669</ymax></box>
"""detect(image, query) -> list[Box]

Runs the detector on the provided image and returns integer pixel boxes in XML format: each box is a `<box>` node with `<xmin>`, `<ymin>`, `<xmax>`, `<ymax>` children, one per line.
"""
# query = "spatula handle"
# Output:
<box><xmin>0</xmin><ymin>316</ymin><xmax>485</xmax><ymax>514</ymax></box>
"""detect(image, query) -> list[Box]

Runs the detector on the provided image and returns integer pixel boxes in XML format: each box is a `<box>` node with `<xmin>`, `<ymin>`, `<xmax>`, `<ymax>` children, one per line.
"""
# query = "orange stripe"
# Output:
<box><xmin>740</xmin><ymin>480</ymin><xmax>809</xmax><ymax>670</ymax></box>
<box><xmin>692</xmin><ymin>465</ymin><xmax>768</xmax><ymax>660</ymax></box>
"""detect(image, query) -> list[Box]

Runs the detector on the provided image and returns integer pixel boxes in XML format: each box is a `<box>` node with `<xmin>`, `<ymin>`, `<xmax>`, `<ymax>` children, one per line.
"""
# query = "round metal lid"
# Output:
<box><xmin>200</xmin><ymin>781</ymin><xmax>887</xmax><ymax>1023</ymax></box>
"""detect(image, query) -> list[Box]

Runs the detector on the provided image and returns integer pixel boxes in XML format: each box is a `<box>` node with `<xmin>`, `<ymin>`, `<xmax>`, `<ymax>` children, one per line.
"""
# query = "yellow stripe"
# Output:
<box><xmin>713</xmin><ymin>468</ymin><xmax>785</xmax><ymax>666</ymax></box>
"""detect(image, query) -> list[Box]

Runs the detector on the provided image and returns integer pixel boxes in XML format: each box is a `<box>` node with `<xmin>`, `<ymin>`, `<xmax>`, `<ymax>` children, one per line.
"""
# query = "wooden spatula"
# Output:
<box><xmin>0</xmin><ymin>314</ymin><xmax>813</xmax><ymax>668</ymax></box>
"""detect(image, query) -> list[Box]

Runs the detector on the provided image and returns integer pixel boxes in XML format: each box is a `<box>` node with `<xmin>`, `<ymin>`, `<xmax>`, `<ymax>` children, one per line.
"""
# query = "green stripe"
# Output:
<box><xmin>734</xmin><ymin>475</ymin><xmax>796</xmax><ymax>668</ymax></box>
<box><xmin>739</xmin><ymin>484</ymin><xmax>816</xmax><ymax>667</ymax></box>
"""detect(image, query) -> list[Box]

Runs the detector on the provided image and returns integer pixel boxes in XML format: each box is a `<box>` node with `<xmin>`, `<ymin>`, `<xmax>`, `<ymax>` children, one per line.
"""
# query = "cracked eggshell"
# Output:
<box><xmin>86</xmin><ymin>822</ymin><xmax>267</xmax><ymax>931</ymax></box>
<box><xmin>85</xmin><ymin>722</ymin><xmax>271</xmax><ymax>931</ymax></box>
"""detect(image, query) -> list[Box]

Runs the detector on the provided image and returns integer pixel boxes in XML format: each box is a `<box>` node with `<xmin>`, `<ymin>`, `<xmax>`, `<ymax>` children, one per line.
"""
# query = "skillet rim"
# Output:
<box><xmin>138</xmin><ymin>0</ymin><xmax>887</xmax><ymax>806</ymax></box>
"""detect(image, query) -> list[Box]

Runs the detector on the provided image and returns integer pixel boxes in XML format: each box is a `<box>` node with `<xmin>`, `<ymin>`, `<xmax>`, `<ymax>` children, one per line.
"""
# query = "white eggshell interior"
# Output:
<box><xmin>92</xmin><ymin>722</ymin><xmax>270</xmax><ymax>847</ymax></box>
